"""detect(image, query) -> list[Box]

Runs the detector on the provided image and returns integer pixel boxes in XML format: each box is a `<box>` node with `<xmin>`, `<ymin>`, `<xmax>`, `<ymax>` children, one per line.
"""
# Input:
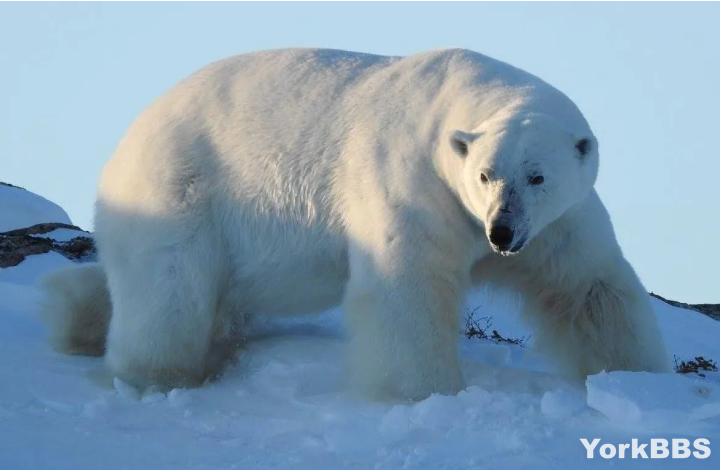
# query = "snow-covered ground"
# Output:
<box><xmin>0</xmin><ymin>190</ymin><xmax>718</xmax><ymax>469</ymax></box>
<box><xmin>0</xmin><ymin>184</ymin><xmax>71</xmax><ymax>232</ymax></box>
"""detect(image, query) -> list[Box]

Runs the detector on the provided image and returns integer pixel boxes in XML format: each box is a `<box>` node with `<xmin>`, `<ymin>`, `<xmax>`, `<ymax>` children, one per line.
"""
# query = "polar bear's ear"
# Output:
<box><xmin>450</xmin><ymin>130</ymin><xmax>481</xmax><ymax>158</ymax></box>
<box><xmin>575</xmin><ymin>137</ymin><xmax>595</xmax><ymax>158</ymax></box>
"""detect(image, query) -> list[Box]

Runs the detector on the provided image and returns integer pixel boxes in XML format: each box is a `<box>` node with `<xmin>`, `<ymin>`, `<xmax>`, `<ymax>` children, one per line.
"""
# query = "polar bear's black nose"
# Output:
<box><xmin>489</xmin><ymin>225</ymin><xmax>514</xmax><ymax>250</ymax></box>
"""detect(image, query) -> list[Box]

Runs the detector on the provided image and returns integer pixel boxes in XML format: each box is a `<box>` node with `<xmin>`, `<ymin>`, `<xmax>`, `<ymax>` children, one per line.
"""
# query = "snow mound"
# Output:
<box><xmin>586</xmin><ymin>371</ymin><xmax>719</xmax><ymax>427</ymax></box>
<box><xmin>0</xmin><ymin>184</ymin><xmax>71</xmax><ymax>232</ymax></box>
<box><xmin>0</xmin><ymin>251</ymin><xmax>75</xmax><ymax>285</ymax></box>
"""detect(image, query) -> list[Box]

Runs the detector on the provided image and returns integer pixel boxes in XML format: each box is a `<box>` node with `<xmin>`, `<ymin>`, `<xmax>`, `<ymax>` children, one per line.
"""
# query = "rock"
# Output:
<box><xmin>0</xmin><ymin>183</ymin><xmax>96</xmax><ymax>268</ymax></box>
<box><xmin>0</xmin><ymin>222</ymin><xmax>96</xmax><ymax>268</ymax></box>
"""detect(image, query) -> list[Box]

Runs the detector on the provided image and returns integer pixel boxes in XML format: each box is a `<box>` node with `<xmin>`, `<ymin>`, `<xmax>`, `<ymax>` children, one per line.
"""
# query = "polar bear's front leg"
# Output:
<box><xmin>343</xmin><ymin>228</ymin><xmax>467</xmax><ymax>400</ymax></box>
<box><xmin>506</xmin><ymin>193</ymin><xmax>670</xmax><ymax>377</ymax></box>
<box><xmin>522</xmin><ymin>259</ymin><xmax>670</xmax><ymax>378</ymax></box>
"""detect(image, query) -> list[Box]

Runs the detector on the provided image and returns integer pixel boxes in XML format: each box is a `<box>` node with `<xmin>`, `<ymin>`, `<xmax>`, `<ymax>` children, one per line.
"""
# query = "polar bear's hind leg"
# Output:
<box><xmin>103</xmin><ymin>226</ymin><xmax>228</xmax><ymax>389</ymax></box>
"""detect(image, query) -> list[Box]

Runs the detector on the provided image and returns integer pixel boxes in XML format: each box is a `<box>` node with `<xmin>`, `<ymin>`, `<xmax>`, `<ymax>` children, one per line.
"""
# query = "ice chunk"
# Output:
<box><xmin>113</xmin><ymin>377</ymin><xmax>140</xmax><ymax>401</ymax></box>
<box><xmin>540</xmin><ymin>386</ymin><xmax>586</xmax><ymax>419</ymax></box>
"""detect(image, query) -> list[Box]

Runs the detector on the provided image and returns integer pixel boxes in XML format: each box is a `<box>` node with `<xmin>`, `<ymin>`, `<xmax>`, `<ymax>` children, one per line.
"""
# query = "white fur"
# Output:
<box><xmin>40</xmin><ymin>263</ymin><xmax>111</xmax><ymax>356</ymax></box>
<box><xmin>471</xmin><ymin>192</ymin><xmax>669</xmax><ymax>377</ymax></box>
<box><xmin>44</xmin><ymin>48</ymin><xmax>668</xmax><ymax>399</ymax></box>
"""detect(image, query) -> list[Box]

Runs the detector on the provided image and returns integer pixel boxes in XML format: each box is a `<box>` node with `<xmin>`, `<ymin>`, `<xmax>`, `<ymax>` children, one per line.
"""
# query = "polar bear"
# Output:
<box><xmin>41</xmin><ymin>48</ymin><xmax>668</xmax><ymax>399</ymax></box>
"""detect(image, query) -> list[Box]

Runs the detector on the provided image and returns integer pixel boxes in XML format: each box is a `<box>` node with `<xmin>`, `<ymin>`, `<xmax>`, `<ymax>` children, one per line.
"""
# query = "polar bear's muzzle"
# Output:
<box><xmin>489</xmin><ymin>225</ymin><xmax>514</xmax><ymax>249</ymax></box>
<box><xmin>488</xmin><ymin>224</ymin><xmax>527</xmax><ymax>256</ymax></box>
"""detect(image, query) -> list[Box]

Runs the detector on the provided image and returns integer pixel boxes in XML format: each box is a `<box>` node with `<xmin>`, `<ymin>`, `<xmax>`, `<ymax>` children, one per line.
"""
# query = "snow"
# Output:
<box><xmin>0</xmin><ymin>254</ymin><xmax>717</xmax><ymax>468</ymax></box>
<box><xmin>0</xmin><ymin>184</ymin><xmax>71</xmax><ymax>232</ymax></box>
<box><xmin>0</xmin><ymin>193</ymin><xmax>718</xmax><ymax>468</ymax></box>
<box><xmin>651</xmin><ymin>297</ymin><xmax>720</xmax><ymax>362</ymax></box>
<box><xmin>0</xmin><ymin>251</ymin><xmax>74</xmax><ymax>285</ymax></box>
<box><xmin>540</xmin><ymin>386</ymin><xmax>587</xmax><ymax>419</ymax></box>
<box><xmin>587</xmin><ymin>371</ymin><xmax>720</xmax><ymax>426</ymax></box>
<box><xmin>30</xmin><ymin>227</ymin><xmax>89</xmax><ymax>242</ymax></box>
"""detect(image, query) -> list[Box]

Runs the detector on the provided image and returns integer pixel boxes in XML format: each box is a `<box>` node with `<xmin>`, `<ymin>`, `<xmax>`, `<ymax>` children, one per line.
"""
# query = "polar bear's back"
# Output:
<box><xmin>97</xmin><ymin>47</ymin><xmax>575</xmax><ymax>228</ymax></box>
<box><xmin>94</xmin><ymin>47</ymin><xmax>586</xmax><ymax>315</ymax></box>
<box><xmin>97</xmin><ymin>47</ymin><xmax>583</xmax><ymax>245</ymax></box>
<box><xmin>98</xmin><ymin>50</ymin><xmax>393</xmax><ymax>211</ymax></box>
<box><xmin>103</xmin><ymin>48</ymin><xmax>551</xmax><ymax>168</ymax></box>
<box><xmin>99</xmin><ymin>48</ymin><xmax>583</xmax><ymax>213</ymax></box>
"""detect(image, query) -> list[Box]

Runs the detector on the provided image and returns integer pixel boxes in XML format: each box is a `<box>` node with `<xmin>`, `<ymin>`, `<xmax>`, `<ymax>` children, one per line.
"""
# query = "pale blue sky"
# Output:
<box><xmin>1</xmin><ymin>2</ymin><xmax>719</xmax><ymax>302</ymax></box>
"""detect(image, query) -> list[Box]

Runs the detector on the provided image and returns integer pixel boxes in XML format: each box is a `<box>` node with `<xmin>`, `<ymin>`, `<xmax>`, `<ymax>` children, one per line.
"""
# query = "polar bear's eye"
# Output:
<box><xmin>479</xmin><ymin>172</ymin><xmax>489</xmax><ymax>183</ymax></box>
<box><xmin>528</xmin><ymin>175</ymin><xmax>544</xmax><ymax>185</ymax></box>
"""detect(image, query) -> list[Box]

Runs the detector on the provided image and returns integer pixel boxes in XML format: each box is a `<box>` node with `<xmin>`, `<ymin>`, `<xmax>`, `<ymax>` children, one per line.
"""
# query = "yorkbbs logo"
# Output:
<box><xmin>580</xmin><ymin>438</ymin><xmax>712</xmax><ymax>460</ymax></box>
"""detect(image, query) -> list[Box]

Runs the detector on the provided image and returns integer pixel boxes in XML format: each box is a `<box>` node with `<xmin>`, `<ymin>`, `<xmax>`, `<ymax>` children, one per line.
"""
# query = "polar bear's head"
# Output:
<box><xmin>448</xmin><ymin>111</ymin><xmax>598</xmax><ymax>255</ymax></box>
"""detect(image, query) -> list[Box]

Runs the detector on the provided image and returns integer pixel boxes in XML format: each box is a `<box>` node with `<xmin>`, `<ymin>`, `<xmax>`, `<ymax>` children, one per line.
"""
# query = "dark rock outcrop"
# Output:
<box><xmin>0</xmin><ymin>222</ymin><xmax>96</xmax><ymax>268</ymax></box>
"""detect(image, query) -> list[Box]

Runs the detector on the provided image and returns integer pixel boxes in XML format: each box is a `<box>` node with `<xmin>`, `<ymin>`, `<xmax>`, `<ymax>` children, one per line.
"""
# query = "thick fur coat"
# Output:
<box><xmin>42</xmin><ymin>49</ymin><xmax>668</xmax><ymax>400</ymax></box>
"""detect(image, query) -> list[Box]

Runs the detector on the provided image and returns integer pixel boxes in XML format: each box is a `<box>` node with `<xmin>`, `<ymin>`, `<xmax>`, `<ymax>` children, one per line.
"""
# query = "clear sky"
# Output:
<box><xmin>1</xmin><ymin>2</ymin><xmax>719</xmax><ymax>302</ymax></box>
